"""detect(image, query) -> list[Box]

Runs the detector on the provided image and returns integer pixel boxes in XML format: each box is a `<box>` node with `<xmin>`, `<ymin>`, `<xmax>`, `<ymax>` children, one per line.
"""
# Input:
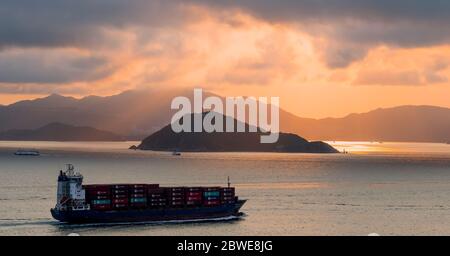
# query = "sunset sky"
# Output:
<box><xmin>1</xmin><ymin>1</ymin><xmax>450</xmax><ymax>118</ymax></box>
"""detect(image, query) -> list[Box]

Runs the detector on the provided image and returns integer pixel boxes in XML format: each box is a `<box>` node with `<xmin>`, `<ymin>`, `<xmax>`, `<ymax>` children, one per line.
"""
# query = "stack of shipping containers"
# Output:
<box><xmin>202</xmin><ymin>187</ymin><xmax>221</xmax><ymax>206</ymax></box>
<box><xmin>83</xmin><ymin>183</ymin><xmax>237</xmax><ymax>211</ymax></box>
<box><xmin>167</xmin><ymin>187</ymin><xmax>185</xmax><ymax>207</ymax></box>
<box><xmin>147</xmin><ymin>186</ymin><xmax>166</xmax><ymax>208</ymax></box>
<box><xmin>111</xmin><ymin>184</ymin><xmax>129</xmax><ymax>210</ymax></box>
<box><xmin>85</xmin><ymin>185</ymin><xmax>112</xmax><ymax>211</ymax></box>
<box><xmin>220</xmin><ymin>187</ymin><xmax>235</xmax><ymax>204</ymax></box>
<box><xmin>185</xmin><ymin>187</ymin><xmax>202</xmax><ymax>206</ymax></box>
<box><xmin>129</xmin><ymin>184</ymin><xmax>147</xmax><ymax>208</ymax></box>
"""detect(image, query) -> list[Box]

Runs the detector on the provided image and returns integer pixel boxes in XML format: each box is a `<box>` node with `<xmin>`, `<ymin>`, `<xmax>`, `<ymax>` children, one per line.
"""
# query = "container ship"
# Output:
<box><xmin>51</xmin><ymin>164</ymin><xmax>246</xmax><ymax>224</ymax></box>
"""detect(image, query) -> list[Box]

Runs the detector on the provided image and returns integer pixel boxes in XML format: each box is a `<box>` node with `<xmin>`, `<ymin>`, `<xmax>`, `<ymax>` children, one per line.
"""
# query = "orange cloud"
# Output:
<box><xmin>350</xmin><ymin>46</ymin><xmax>450</xmax><ymax>86</ymax></box>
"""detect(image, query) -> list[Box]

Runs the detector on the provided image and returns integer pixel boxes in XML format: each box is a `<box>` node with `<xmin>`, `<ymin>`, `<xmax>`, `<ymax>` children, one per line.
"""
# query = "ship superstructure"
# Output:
<box><xmin>55</xmin><ymin>164</ymin><xmax>90</xmax><ymax>211</ymax></box>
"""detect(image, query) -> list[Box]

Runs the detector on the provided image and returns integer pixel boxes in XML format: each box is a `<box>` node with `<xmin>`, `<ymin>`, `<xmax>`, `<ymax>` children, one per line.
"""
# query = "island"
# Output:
<box><xmin>0</xmin><ymin>122</ymin><xmax>125</xmax><ymax>141</ymax></box>
<box><xmin>135</xmin><ymin>113</ymin><xmax>338</xmax><ymax>153</ymax></box>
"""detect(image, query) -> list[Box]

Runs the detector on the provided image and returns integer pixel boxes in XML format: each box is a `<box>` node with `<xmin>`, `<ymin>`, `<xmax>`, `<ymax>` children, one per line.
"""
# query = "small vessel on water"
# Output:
<box><xmin>14</xmin><ymin>149</ymin><xmax>40</xmax><ymax>156</ymax></box>
<box><xmin>51</xmin><ymin>164</ymin><xmax>246</xmax><ymax>224</ymax></box>
<box><xmin>172</xmin><ymin>149</ymin><xmax>181</xmax><ymax>156</ymax></box>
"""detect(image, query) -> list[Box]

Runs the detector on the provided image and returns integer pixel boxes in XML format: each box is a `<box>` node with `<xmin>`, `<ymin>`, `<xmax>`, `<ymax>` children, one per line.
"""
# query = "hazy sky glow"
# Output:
<box><xmin>1</xmin><ymin>0</ymin><xmax>450</xmax><ymax>118</ymax></box>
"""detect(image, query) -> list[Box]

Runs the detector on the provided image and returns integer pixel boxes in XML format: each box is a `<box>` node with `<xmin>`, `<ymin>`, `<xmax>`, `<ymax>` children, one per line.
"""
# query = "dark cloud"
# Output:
<box><xmin>0</xmin><ymin>0</ymin><xmax>183</xmax><ymax>49</ymax></box>
<box><xmin>192</xmin><ymin>0</ymin><xmax>450</xmax><ymax>24</ymax></box>
<box><xmin>0</xmin><ymin>49</ymin><xmax>114</xmax><ymax>84</ymax></box>
<box><xmin>3</xmin><ymin>0</ymin><xmax>450</xmax><ymax>50</ymax></box>
<box><xmin>322</xmin><ymin>43</ymin><xmax>370</xmax><ymax>69</ymax></box>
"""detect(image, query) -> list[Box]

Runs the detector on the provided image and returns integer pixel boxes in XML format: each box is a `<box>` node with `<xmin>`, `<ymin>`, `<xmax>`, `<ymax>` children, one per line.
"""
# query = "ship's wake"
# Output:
<box><xmin>55</xmin><ymin>214</ymin><xmax>246</xmax><ymax>229</ymax></box>
<box><xmin>0</xmin><ymin>219</ymin><xmax>58</xmax><ymax>227</ymax></box>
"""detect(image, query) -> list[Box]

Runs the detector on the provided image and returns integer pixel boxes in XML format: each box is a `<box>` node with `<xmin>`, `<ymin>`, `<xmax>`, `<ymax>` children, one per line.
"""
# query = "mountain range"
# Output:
<box><xmin>281</xmin><ymin>105</ymin><xmax>450</xmax><ymax>143</ymax></box>
<box><xmin>0</xmin><ymin>88</ymin><xmax>449</xmax><ymax>143</ymax></box>
<box><xmin>0</xmin><ymin>89</ymin><xmax>183</xmax><ymax>139</ymax></box>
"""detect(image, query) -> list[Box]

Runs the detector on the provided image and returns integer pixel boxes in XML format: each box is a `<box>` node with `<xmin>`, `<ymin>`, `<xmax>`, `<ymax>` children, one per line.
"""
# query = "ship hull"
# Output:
<box><xmin>51</xmin><ymin>200</ymin><xmax>246</xmax><ymax>224</ymax></box>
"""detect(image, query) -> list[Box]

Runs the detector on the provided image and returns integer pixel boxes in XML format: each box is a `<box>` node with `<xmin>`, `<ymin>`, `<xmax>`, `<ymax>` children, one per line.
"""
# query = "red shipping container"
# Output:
<box><xmin>85</xmin><ymin>186</ymin><xmax>109</xmax><ymax>190</ymax></box>
<box><xmin>186</xmin><ymin>192</ymin><xmax>202</xmax><ymax>196</ymax></box>
<box><xmin>87</xmin><ymin>190</ymin><xmax>111</xmax><ymax>196</ymax></box>
<box><xmin>84</xmin><ymin>184</ymin><xmax>111</xmax><ymax>190</ymax></box>
<box><xmin>85</xmin><ymin>186</ymin><xmax>110</xmax><ymax>190</ymax></box>
<box><xmin>113</xmin><ymin>198</ymin><xmax>128</xmax><ymax>204</ymax></box>
<box><xmin>186</xmin><ymin>196</ymin><xmax>202</xmax><ymax>201</ymax></box>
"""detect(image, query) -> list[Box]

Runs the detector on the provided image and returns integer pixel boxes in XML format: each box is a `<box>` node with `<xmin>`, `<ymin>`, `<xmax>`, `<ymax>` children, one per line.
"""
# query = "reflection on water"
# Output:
<box><xmin>329</xmin><ymin>141</ymin><xmax>450</xmax><ymax>154</ymax></box>
<box><xmin>0</xmin><ymin>141</ymin><xmax>450</xmax><ymax>235</ymax></box>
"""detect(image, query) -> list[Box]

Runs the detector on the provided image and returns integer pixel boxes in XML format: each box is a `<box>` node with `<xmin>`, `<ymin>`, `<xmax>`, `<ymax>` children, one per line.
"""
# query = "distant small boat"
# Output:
<box><xmin>172</xmin><ymin>149</ymin><xmax>181</xmax><ymax>156</ymax></box>
<box><xmin>14</xmin><ymin>149</ymin><xmax>40</xmax><ymax>156</ymax></box>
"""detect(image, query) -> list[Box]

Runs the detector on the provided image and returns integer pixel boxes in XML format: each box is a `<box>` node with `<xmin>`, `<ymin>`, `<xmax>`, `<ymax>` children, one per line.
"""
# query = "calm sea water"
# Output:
<box><xmin>0</xmin><ymin>141</ymin><xmax>450</xmax><ymax>236</ymax></box>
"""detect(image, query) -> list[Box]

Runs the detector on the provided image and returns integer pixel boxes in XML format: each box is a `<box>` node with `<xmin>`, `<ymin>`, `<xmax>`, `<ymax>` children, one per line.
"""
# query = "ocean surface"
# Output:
<box><xmin>1</xmin><ymin>141</ymin><xmax>450</xmax><ymax>236</ymax></box>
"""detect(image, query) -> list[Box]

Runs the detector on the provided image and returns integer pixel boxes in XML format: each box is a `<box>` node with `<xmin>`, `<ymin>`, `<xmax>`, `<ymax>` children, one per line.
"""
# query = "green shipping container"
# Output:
<box><xmin>130</xmin><ymin>198</ymin><xmax>147</xmax><ymax>203</ymax></box>
<box><xmin>92</xmin><ymin>199</ymin><xmax>111</xmax><ymax>205</ymax></box>
<box><xmin>203</xmin><ymin>191</ymin><xmax>220</xmax><ymax>197</ymax></box>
